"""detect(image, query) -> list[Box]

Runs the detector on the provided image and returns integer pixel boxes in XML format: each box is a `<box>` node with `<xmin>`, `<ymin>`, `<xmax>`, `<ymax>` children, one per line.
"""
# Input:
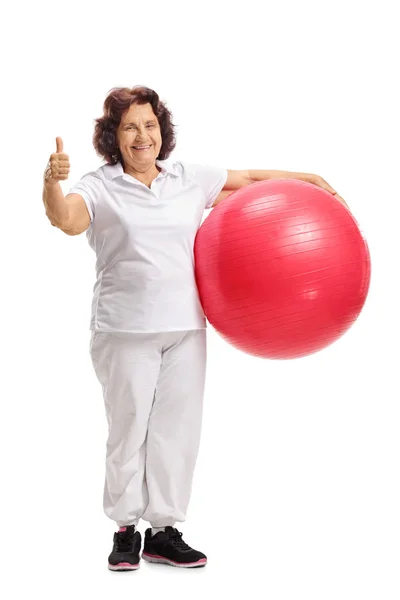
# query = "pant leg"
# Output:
<box><xmin>89</xmin><ymin>331</ymin><xmax>162</xmax><ymax>527</ymax></box>
<box><xmin>142</xmin><ymin>329</ymin><xmax>207</xmax><ymax>527</ymax></box>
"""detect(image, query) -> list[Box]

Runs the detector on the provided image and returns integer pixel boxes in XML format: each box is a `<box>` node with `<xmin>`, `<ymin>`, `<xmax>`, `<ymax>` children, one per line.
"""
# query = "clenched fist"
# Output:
<box><xmin>44</xmin><ymin>137</ymin><xmax>70</xmax><ymax>184</ymax></box>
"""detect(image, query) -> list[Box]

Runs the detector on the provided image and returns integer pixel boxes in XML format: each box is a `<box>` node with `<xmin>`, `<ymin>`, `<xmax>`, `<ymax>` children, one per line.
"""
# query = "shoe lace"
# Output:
<box><xmin>116</xmin><ymin>528</ymin><xmax>136</xmax><ymax>552</ymax></box>
<box><xmin>168</xmin><ymin>530</ymin><xmax>191</xmax><ymax>552</ymax></box>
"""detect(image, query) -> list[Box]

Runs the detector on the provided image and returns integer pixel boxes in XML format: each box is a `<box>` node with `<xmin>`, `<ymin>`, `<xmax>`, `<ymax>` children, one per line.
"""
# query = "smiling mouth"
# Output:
<box><xmin>132</xmin><ymin>145</ymin><xmax>152</xmax><ymax>151</ymax></box>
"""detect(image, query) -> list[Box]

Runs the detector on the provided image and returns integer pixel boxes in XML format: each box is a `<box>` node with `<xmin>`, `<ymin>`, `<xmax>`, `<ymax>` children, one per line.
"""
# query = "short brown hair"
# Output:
<box><xmin>93</xmin><ymin>86</ymin><xmax>176</xmax><ymax>165</ymax></box>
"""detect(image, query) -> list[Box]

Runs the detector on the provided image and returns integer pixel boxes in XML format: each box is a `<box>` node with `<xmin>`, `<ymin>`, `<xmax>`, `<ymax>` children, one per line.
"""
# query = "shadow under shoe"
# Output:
<box><xmin>108</xmin><ymin>525</ymin><xmax>142</xmax><ymax>571</ymax></box>
<box><xmin>142</xmin><ymin>526</ymin><xmax>207</xmax><ymax>568</ymax></box>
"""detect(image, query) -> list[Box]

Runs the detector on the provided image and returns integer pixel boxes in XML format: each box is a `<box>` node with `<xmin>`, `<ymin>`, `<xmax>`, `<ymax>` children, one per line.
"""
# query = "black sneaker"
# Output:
<box><xmin>142</xmin><ymin>526</ymin><xmax>207</xmax><ymax>568</ymax></box>
<box><xmin>108</xmin><ymin>525</ymin><xmax>141</xmax><ymax>571</ymax></box>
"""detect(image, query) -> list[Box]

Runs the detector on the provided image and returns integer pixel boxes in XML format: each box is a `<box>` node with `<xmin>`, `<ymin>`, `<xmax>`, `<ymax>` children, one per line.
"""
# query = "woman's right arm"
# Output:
<box><xmin>43</xmin><ymin>137</ymin><xmax>91</xmax><ymax>235</ymax></box>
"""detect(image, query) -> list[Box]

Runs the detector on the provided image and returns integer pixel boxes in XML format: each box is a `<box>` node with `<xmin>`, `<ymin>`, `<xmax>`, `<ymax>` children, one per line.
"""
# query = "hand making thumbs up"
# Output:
<box><xmin>44</xmin><ymin>137</ymin><xmax>70</xmax><ymax>185</ymax></box>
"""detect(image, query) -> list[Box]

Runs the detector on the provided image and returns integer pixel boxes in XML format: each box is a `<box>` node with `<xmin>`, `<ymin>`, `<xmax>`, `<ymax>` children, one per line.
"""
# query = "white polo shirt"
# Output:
<box><xmin>68</xmin><ymin>159</ymin><xmax>228</xmax><ymax>332</ymax></box>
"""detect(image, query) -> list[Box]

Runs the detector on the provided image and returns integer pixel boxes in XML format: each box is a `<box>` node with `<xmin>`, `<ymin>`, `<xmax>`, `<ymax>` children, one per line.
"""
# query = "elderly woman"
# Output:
<box><xmin>42</xmin><ymin>86</ymin><xmax>344</xmax><ymax>571</ymax></box>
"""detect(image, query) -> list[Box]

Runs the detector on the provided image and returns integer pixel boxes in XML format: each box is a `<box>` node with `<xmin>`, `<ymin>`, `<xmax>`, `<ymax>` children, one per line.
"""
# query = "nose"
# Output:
<box><xmin>135</xmin><ymin>126</ymin><xmax>149</xmax><ymax>141</ymax></box>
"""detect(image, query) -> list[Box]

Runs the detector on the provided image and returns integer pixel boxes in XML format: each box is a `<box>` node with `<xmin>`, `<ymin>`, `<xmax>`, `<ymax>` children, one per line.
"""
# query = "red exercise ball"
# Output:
<box><xmin>195</xmin><ymin>179</ymin><xmax>371</xmax><ymax>359</ymax></box>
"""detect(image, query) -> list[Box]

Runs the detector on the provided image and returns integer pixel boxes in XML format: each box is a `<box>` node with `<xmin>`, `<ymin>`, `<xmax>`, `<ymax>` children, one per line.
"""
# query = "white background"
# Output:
<box><xmin>1</xmin><ymin>0</ymin><xmax>399</xmax><ymax>598</ymax></box>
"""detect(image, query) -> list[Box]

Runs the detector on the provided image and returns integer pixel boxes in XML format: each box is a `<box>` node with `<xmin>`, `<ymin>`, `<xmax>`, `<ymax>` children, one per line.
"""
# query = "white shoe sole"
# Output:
<box><xmin>108</xmin><ymin>562</ymin><xmax>140</xmax><ymax>571</ymax></box>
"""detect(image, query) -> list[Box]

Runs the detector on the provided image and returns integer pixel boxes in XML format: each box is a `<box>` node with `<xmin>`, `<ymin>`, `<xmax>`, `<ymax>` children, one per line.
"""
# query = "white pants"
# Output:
<box><xmin>89</xmin><ymin>329</ymin><xmax>207</xmax><ymax>528</ymax></box>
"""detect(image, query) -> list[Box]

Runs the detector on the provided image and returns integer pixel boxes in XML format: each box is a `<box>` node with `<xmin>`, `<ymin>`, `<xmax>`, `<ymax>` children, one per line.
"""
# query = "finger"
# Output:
<box><xmin>50</xmin><ymin>155</ymin><xmax>69</xmax><ymax>164</ymax></box>
<box><xmin>326</xmin><ymin>184</ymin><xmax>337</xmax><ymax>195</ymax></box>
<box><xmin>313</xmin><ymin>176</ymin><xmax>349</xmax><ymax>206</ymax></box>
<box><xmin>317</xmin><ymin>178</ymin><xmax>337</xmax><ymax>195</ymax></box>
<box><xmin>56</xmin><ymin>137</ymin><xmax>63</xmax><ymax>154</ymax></box>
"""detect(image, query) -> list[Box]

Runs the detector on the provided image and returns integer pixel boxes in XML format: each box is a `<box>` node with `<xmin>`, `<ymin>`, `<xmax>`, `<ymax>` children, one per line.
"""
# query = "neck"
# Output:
<box><xmin>123</xmin><ymin>162</ymin><xmax>161</xmax><ymax>187</ymax></box>
<box><xmin>122</xmin><ymin>163</ymin><xmax>161</xmax><ymax>176</ymax></box>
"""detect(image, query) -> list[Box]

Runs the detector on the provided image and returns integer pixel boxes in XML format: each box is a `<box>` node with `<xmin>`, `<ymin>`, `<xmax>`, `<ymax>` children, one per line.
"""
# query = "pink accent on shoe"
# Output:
<box><xmin>118</xmin><ymin>527</ymin><xmax>127</xmax><ymax>532</ymax></box>
<box><xmin>143</xmin><ymin>552</ymin><xmax>162</xmax><ymax>558</ymax></box>
<box><xmin>108</xmin><ymin>561</ymin><xmax>140</xmax><ymax>571</ymax></box>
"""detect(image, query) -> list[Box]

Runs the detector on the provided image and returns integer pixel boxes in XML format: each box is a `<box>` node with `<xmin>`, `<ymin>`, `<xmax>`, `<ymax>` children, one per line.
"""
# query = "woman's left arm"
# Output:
<box><xmin>212</xmin><ymin>169</ymin><xmax>348</xmax><ymax>207</ymax></box>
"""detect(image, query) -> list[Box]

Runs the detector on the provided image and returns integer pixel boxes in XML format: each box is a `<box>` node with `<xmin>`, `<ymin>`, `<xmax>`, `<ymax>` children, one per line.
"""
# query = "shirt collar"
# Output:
<box><xmin>103</xmin><ymin>159</ymin><xmax>179</xmax><ymax>181</ymax></box>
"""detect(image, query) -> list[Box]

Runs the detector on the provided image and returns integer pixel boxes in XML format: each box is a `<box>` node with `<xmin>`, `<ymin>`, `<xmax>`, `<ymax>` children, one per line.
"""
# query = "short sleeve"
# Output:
<box><xmin>67</xmin><ymin>171</ymin><xmax>102</xmax><ymax>223</ymax></box>
<box><xmin>184</xmin><ymin>163</ymin><xmax>228</xmax><ymax>209</ymax></box>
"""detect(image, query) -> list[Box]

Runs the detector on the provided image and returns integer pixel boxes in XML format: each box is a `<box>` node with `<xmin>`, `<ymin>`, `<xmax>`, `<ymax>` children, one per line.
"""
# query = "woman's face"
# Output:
<box><xmin>116</xmin><ymin>103</ymin><xmax>162</xmax><ymax>170</ymax></box>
